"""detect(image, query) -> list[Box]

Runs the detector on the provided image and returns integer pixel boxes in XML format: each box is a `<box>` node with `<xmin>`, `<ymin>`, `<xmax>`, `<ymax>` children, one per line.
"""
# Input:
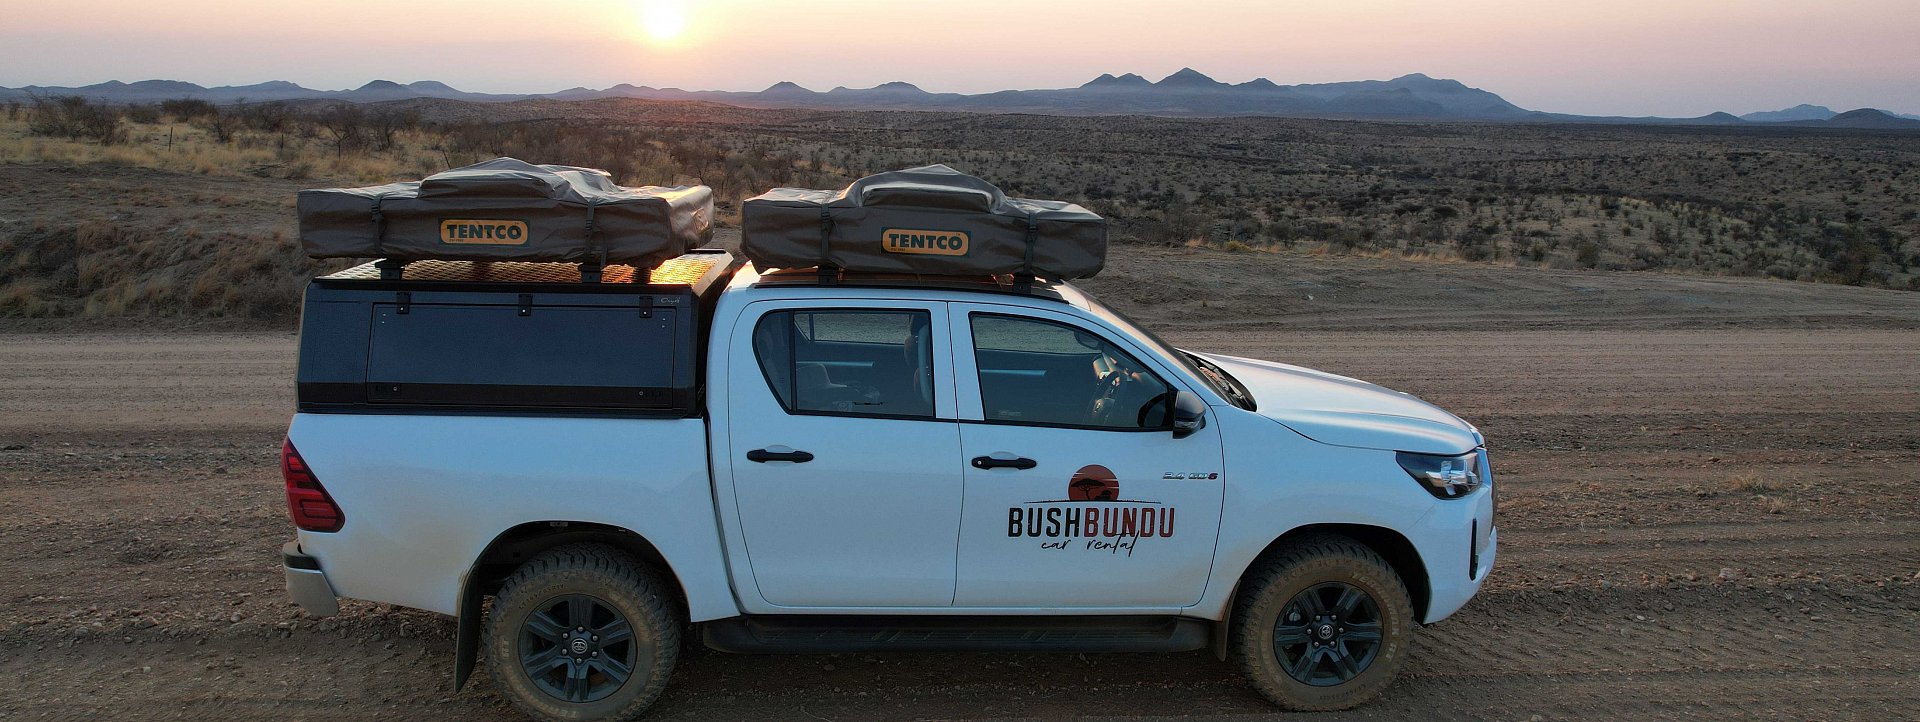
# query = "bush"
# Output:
<box><xmin>1575</xmin><ymin>241</ymin><xmax>1602</xmax><ymax>268</ymax></box>
<box><xmin>27</xmin><ymin>95</ymin><xmax>123</xmax><ymax>145</ymax></box>
<box><xmin>123</xmin><ymin>104</ymin><xmax>161</xmax><ymax>124</ymax></box>
<box><xmin>159</xmin><ymin>98</ymin><xmax>217</xmax><ymax>120</ymax></box>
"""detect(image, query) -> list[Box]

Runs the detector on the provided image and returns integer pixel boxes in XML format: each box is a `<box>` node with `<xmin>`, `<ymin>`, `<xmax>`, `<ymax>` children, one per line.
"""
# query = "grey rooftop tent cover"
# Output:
<box><xmin>298</xmin><ymin>158</ymin><xmax>713</xmax><ymax>267</ymax></box>
<box><xmin>741</xmin><ymin>164</ymin><xmax>1106</xmax><ymax>279</ymax></box>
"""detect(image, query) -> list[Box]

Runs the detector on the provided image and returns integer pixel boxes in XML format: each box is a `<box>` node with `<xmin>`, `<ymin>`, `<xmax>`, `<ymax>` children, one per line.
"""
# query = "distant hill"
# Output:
<box><xmin>1796</xmin><ymin>108</ymin><xmax>1920</xmax><ymax>129</ymax></box>
<box><xmin>1</xmin><ymin>72</ymin><xmax>1913</xmax><ymax>129</ymax></box>
<box><xmin>1741</xmin><ymin>104</ymin><xmax>1836</xmax><ymax>122</ymax></box>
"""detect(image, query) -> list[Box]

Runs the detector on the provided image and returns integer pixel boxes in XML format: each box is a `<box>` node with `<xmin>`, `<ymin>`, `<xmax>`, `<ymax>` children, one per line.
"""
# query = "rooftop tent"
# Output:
<box><xmin>741</xmin><ymin>164</ymin><xmax>1106</xmax><ymax>280</ymax></box>
<box><xmin>297</xmin><ymin>157</ymin><xmax>713</xmax><ymax>268</ymax></box>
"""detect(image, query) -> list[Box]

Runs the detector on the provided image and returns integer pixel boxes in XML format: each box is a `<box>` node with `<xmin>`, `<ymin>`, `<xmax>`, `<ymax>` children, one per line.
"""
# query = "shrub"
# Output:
<box><xmin>159</xmin><ymin>98</ymin><xmax>218</xmax><ymax>120</ymax></box>
<box><xmin>27</xmin><ymin>95</ymin><xmax>124</xmax><ymax>145</ymax></box>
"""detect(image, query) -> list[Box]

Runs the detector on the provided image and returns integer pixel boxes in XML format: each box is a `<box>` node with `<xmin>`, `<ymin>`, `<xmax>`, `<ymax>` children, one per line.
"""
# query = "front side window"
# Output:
<box><xmin>970</xmin><ymin>314</ymin><xmax>1172</xmax><ymax>429</ymax></box>
<box><xmin>753</xmin><ymin>309</ymin><xmax>935</xmax><ymax>418</ymax></box>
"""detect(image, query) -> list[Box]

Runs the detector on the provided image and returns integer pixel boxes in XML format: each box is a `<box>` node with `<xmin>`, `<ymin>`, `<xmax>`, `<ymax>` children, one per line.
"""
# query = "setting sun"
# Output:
<box><xmin>636</xmin><ymin>0</ymin><xmax>689</xmax><ymax>45</ymax></box>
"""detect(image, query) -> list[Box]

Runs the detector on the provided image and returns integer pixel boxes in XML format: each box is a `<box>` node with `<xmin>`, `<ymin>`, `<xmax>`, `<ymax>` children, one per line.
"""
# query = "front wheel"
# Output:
<box><xmin>486</xmin><ymin>544</ymin><xmax>682</xmax><ymax>721</ymax></box>
<box><xmin>1230</xmin><ymin>534</ymin><xmax>1415</xmax><ymax>711</ymax></box>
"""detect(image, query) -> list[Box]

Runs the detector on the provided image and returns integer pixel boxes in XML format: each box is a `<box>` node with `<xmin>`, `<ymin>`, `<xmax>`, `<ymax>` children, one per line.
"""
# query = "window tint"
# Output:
<box><xmin>753</xmin><ymin>310</ymin><xmax>935</xmax><ymax>418</ymax></box>
<box><xmin>970</xmin><ymin>314</ymin><xmax>1172</xmax><ymax>429</ymax></box>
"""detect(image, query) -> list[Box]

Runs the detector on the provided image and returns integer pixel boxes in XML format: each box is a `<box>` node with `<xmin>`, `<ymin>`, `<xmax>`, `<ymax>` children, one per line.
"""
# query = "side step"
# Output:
<box><xmin>703</xmin><ymin>615</ymin><xmax>1210</xmax><ymax>654</ymax></box>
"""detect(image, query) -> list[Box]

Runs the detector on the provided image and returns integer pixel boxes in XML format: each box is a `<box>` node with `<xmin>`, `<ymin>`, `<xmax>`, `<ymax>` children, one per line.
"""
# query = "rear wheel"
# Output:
<box><xmin>486</xmin><ymin>544</ymin><xmax>681</xmax><ymax>722</ymax></box>
<box><xmin>1230</xmin><ymin>534</ymin><xmax>1414</xmax><ymax>710</ymax></box>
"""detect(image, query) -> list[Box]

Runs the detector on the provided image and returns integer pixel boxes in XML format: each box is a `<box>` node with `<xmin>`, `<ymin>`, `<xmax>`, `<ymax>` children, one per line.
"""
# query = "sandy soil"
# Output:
<box><xmin>2</xmin><ymin>248</ymin><xmax>1918</xmax><ymax>721</ymax></box>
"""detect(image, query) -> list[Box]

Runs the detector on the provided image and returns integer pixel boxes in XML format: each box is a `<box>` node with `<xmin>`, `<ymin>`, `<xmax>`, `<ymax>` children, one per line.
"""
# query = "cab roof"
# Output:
<box><xmin>733</xmin><ymin>265</ymin><xmax>1088</xmax><ymax>309</ymax></box>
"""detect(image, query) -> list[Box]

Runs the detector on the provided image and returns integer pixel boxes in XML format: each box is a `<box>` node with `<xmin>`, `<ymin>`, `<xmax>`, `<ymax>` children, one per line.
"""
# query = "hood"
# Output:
<box><xmin>1196</xmin><ymin>353</ymin><xmax>1479</xmax><ymax>455</ymax></box>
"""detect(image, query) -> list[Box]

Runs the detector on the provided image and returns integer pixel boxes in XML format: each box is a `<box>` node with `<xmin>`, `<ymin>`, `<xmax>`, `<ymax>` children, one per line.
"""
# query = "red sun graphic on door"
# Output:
<box><xmin>1067</xmin><ymin>464</ymin><xmax>1119</xmax><ymax>501</ymax></box>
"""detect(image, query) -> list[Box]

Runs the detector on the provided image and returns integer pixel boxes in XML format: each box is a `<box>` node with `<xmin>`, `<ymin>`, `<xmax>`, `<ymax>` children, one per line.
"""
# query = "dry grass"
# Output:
<box><xmin>1728</xmin><ymin>473</ymin><xmax>1783</xmax><ymax>495</ymax></box>
<box><xmin>0</xmin><ymin>116</ymin><xmax>444</xmax><ymax>185</ymax></box>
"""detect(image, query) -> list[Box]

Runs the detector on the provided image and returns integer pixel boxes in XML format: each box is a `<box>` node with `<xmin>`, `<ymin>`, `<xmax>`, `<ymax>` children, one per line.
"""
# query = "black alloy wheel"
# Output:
<box><xmin>1271</xmin><ymin>582</ymin><xmax>1384</xmax><ymax>686</ymax></box>
<box><xmin>486</xmin><ymin>543</ymin><xmax>681</xmax><ymax>721</ymax></box>
<box><xmin>518</xmin><ymin>594</ymin><xmax>645</xmax><ymax>703</ymax></box>
<box><xmin>1229</xmin><ymin>533</ymin><xmax>1413</xmax><ymax>711</ymax></box>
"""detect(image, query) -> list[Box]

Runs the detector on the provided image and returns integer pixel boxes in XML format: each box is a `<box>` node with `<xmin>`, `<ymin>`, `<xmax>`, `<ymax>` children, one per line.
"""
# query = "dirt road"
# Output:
<box><xmin>3</xmin><ymin>253</ymin><xmax>1918</xmax><ymax>721</ymax></box>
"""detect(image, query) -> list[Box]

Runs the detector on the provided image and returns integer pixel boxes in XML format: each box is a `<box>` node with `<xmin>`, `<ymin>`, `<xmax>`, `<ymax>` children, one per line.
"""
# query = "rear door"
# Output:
<box><xmin>724</xmin><ymin>300</ymin><xmax>963</xmax><ymax>607</ymax></box>
<box><xmin>947</xmin><ymin>303</ymin><xmax>1226</xmax><ymax>608</ymax></box>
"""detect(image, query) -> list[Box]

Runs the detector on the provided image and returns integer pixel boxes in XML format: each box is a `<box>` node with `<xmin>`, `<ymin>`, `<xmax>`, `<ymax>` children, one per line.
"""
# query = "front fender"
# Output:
<box><xmin>1188</xmin><ymin>410</ymin><xmax>1451</xmax><ymax>621</ymax></box>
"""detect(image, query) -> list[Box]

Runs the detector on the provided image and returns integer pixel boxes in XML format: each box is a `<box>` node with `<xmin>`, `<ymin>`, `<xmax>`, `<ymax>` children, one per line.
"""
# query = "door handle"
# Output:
<box><xmin>747</xmin><ymin>448</ymin><xmax>815</xmax><ymax>463</ymax></box>
<box><xmin>972</xmin><ymin>455</ymin><xmax>1037</xmax><ymax>470</ymax></box>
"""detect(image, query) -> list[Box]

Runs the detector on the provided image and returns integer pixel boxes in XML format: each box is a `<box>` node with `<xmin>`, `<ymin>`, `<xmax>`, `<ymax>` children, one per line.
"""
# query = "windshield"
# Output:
<box><xmin>1083</xmin><ymin>295</ymin><xmax>1255</xmax><ymax>410</ymax></box>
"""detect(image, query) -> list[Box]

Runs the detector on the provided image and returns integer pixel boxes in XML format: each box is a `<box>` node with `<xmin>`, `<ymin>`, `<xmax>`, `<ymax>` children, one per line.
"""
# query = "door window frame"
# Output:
<box><xmin>740</xmin><ymin>301</ymin><xmax>956</xmax><ymax>422</ymax></box>
<box><xmin>949</xmin><ymin>303</ymin><xmax>1205</xmax><ymax>432</ymax></box>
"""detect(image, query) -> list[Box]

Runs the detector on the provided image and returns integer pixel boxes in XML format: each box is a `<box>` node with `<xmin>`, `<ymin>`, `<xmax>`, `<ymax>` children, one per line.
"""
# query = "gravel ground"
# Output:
<box><xmin>2</xmin><ymin>248</ymin><xmax>1917</xmax><ymax>721</ymax></box>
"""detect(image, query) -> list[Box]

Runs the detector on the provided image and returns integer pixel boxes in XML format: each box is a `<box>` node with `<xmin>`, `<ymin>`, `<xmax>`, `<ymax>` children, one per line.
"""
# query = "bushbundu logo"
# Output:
<box><xmin>1006</xmin><ymin>465</ymin><xmax>1175</xmax><ymax>557</ymax></box>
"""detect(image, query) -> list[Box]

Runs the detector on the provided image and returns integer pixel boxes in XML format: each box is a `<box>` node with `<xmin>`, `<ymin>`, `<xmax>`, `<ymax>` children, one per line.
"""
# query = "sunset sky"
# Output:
<box><xmin>3</xmin><ymin>0</ymin><xmax>1916</xmax><ymax>116</ymax></box>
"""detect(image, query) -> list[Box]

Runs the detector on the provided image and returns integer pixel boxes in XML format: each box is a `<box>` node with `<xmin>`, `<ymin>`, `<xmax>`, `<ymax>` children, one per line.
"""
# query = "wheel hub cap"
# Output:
<box><xmin>518</xmin><ymin>594</ymin><xmax>646</xmax><ymax>704</ymax></box>
<box><xmin>1272</xmin><ymin>581</ymin><xmax>1385</xmax><ymax>687</ymax></box>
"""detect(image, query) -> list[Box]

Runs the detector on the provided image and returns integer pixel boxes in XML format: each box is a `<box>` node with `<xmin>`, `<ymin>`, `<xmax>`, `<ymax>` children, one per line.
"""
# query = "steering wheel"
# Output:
<box><xmin>1089</xmin><ymin>355</ymin><xmax>1148</xmax><ymax>426</ymax></box>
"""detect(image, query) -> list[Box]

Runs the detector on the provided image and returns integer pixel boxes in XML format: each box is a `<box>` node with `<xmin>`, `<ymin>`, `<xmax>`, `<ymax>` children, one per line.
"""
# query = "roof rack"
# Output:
<box><xmin>752</xmin><ymin>267</ymin><xmax>1065</xmax><ymax>301</ymax></box>
<box><xmin>322</xmin><ymin>248</ymin><xmax>735</xmax><ymax>287</ymax></box>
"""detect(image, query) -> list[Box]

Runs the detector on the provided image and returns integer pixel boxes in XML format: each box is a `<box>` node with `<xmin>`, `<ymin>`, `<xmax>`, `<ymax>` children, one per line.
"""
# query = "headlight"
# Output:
<box><xmin>1397</xmin><ymin>450</ymin><xmax>1483</xmax><ymax>499</ymax></box>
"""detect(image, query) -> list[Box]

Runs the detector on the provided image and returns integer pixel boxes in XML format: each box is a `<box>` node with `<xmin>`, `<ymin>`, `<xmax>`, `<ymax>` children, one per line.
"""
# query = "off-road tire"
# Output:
<box><xmin>1230</xmin><ymin>534</ymin><xmax>1415</xmax><ymax>711</ymax></box>
<box><xmin>485</xmin><ymin>544</ymin><xmax>682</xmax><ymax>722</ymax></box>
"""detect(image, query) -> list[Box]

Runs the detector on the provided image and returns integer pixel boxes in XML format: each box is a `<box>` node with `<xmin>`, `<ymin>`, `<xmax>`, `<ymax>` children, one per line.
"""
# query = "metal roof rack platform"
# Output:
<box><xmin>751</xmin><ymin>267</ymin><xmax>1066</xmax><ymax>302</ymax></box>
<box><xmin>317</xmin><ymin>249</ymin><xmax>738</xmax><ymax>296</ymax></box>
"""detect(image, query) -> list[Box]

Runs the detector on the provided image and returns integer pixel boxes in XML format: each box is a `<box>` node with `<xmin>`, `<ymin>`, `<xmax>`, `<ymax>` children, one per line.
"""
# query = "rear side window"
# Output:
<box><xmin>753</xmin><ymin>309</ymin><xmax>935</xmax><ymax>418</ymax></box>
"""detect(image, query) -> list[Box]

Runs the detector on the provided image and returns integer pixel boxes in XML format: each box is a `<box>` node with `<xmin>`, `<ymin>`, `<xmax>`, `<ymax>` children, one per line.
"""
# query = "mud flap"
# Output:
<box><xmin>1211</xmin><ymin>582</ymin><xmax>1237</xmax><ymax>662</ymax></box>
<box><xmin>452</xmin><ymin>583</ymin><xmax>483</xmax><ymax>692</ymax></box>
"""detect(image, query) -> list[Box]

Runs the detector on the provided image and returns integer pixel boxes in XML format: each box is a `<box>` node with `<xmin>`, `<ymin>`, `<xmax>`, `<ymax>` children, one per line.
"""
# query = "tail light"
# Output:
<box><xmin>282</xmin><ymin>439</ymin><xmax>344</xmax><ymax>532</ymax></box>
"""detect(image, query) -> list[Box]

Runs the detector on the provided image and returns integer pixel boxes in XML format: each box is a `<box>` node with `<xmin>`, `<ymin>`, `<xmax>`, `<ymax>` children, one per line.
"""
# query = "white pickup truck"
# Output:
<box><xmin>281</xmin><ymin>251</ymin><xmax>1495</xmax><ymax>721</ymax></box>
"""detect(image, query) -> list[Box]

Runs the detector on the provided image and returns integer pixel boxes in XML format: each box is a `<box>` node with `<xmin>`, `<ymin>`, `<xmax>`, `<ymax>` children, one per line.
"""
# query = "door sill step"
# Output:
<box><xmin>703</xmin><ymin>614</ymin><xmax>1210</xmax><ymax>654</ymax></box>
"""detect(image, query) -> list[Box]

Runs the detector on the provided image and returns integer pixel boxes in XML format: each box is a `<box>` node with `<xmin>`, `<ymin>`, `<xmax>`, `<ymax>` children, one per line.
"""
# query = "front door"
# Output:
<box><xmin>948</xmin><ymin>304</ymin><xmax>1226</xmax><ymax>608</ymax></box>
<box><xmin>726</xmin><ymin>301</ymin><xmax>962</xmax><ymax>607</ymax></box>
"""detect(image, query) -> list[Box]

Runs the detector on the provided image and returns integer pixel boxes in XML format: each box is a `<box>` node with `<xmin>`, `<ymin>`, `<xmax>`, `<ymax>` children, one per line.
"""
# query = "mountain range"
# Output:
<box><xmin>4</xmin><ymin>71</ymin><xmax>1917</xmax><ymax>129</ymax></box>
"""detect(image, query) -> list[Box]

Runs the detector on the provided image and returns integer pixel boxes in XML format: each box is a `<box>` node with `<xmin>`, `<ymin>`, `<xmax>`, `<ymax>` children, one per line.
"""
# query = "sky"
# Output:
<box><xmin>2</xmin><ymin>0</ymin><xmax>1917</xmax><ymax>117</ymax></box>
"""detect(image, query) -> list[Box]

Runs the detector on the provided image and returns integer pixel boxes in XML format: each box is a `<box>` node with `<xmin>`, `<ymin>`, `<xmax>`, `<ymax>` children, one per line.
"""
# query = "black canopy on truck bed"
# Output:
<box><xmin>296</xmin><ymin>250</ymin><xmax>736</xmax><ymax>416</ymax></box>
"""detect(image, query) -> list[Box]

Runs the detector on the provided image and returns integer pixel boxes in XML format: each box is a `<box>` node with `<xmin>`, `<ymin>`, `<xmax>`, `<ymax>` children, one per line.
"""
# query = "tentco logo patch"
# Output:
<box><xmin>440</xmin><ymin>219</ymin><xmax>528</xmax><ymax>245</ymax></box>
<box><xmin>1006</xmin><ymin>464</ymin><xmax>1174</xmax><ymax>557</ymax></box>
<box><xmin>881</xmin><ymin>228</ymin><xmax>969</xmax><ymax>256</ymax></box>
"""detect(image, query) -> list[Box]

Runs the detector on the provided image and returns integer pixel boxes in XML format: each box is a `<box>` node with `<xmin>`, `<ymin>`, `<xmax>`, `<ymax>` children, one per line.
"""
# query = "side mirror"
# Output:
<box><xmin>1170</xmin><ymin>391</ymin><xmax>1207</xmax><ymax>439</ymax></box>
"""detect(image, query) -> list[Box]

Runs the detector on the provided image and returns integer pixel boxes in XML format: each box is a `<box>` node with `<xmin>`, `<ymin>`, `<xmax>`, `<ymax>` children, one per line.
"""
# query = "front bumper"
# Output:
<box><xmin>282</xmin><ymin>541</ymin><xmax>340</xmax><ymax>617</ymax></box>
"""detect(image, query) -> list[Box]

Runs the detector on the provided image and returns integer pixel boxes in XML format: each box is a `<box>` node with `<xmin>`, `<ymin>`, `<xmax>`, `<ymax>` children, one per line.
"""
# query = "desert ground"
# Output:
<box><xmin>2</xmin><ymin>243</ymin><xmax>1916</xmax><ymax>721</ymax></box>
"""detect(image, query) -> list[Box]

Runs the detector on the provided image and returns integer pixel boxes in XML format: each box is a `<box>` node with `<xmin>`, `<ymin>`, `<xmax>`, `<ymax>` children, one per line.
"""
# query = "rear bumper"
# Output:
<box><xmin>282</xmin><ymin>541</ymin><xmax>341</xmax><ymax>617</ymax></box>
